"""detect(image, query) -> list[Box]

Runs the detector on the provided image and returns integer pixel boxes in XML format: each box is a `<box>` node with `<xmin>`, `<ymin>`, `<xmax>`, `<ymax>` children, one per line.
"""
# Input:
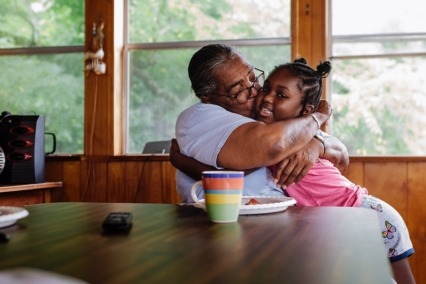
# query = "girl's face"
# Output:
<box><xmin>256</xmin><ymin>68</ymin><xmax>313</xmax><ymax>124</ymax></box>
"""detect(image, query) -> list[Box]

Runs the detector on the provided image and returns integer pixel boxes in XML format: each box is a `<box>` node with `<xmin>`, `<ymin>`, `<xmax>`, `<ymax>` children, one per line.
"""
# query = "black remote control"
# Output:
<box><xmin>102</xmin><ymin>212</ymin><xmax>133</xmax><ymax>232</ymax></box>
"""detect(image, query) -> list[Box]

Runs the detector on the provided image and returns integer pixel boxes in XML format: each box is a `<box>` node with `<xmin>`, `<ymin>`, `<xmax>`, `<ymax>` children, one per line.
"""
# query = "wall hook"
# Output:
<box><xmin>85</xmin><ymin>19</ymin><xmax>106</xmax><ymax>76</ymax></box>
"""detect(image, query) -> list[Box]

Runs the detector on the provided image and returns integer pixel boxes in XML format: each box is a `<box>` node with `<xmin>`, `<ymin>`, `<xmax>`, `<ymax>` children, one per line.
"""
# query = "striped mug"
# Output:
<box><xmin>191</xmin><ymin>171</ymin><xmax>244</xmax><ymax>223</ymax></box>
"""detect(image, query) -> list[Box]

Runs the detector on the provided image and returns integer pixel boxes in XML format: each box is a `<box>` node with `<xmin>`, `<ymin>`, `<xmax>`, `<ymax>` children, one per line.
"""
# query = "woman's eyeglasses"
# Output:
<box><xmin>215</xmin><ymin>68</ymin><xmax>265</xmax><ymax>104</ymax></box>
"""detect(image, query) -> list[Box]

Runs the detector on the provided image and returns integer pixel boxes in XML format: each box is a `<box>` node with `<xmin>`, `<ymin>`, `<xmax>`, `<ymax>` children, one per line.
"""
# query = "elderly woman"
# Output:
<box><xmin>174</xmin><ymin>44</ymin><xmax>347</xmax><ymax>201</ymax></box>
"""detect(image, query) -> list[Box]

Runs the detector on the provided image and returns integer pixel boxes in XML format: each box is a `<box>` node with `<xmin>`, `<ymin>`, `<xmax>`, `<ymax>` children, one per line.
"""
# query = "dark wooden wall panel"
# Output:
<box><xmin>80</xmin><ymin>159</ymin><xmax>108</xmax><ymax>202</ymax></box>
<box><xmin>125</xmin><ymin>161</ymin><xmax>144</xmax><ymax>203</ymax></box>
<box><xmin>136</xmin><ymin>161</ymin><xmax>165</xmax><ymax>203</ymax></box>
<box><xmin>162</xmin><ymin>161</ymin><xmax>180</xmax><ymax>204</ymax></box>
<box><xmin>407</xmin><ymin>162</ymin><xmax>426</xmax><ymax>283</ymax></box>
<box><xmin>364</xmin><ymin>162</ymin><xmax>408</xmax><ymax>217</ymax></box>
<box><xmin>45</xmin><ymin>161</ymin><xmax>64</xmax><ymax>201</ymax></box>
<box><xmin>107</xmin><ymin>162</ymin><xmax>127</xmax><ymax>202</ymax></box>
<box><xmin>343</xmin><ymin>161</ymin><xmax>364</xmax><ymax>186</ymax></box>
<box><xmin>64</xmin><ymin>161</ymin><xmax>82</xmax><ymax>202</ymax></box>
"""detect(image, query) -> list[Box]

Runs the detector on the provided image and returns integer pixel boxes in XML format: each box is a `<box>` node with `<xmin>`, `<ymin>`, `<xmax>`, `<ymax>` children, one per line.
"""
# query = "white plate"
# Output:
<box><xmin>194</xmin><ymin>196</ymin><xmax>296</xmax><ymax>215</ymax></box>
<box><xmin>0</xmin><ymin>206</ymin><xmax>29</xmax><ymax>228</ymax></box>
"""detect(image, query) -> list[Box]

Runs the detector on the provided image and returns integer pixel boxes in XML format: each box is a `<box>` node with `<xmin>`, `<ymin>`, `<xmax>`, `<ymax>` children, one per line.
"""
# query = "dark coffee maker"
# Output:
<box><xmin>0</xmin><ymin>112</ymin><xmax>46</xmax><ymax>184</ymax></box>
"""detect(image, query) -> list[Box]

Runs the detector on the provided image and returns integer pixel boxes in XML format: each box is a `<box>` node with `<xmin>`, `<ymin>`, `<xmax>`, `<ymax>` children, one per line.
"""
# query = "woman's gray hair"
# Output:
<box><xmin>188</xmin><ymin>44</ymin><xmax>243</xmax><ymax>99</ymax></box>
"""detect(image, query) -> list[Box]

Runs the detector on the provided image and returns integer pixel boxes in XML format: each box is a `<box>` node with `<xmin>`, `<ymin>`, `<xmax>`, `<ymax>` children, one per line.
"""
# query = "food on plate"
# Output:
<box><xmin>245</xmin><ymin>198</ymin><xmax>260</xmax><ymax>205</ymax></box>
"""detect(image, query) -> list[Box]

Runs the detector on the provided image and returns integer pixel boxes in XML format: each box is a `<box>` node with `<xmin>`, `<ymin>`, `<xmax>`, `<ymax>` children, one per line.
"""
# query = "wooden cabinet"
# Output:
<box><xmin>0</xmin><ymin>182</ymin><xmax>62</xmax><ymax>206</ymax></box>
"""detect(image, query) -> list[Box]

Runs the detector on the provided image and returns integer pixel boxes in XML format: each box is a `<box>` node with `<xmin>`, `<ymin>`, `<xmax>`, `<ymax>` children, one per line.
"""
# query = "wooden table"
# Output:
<box><xmin>0</xmin><ymin>203</ymin><xmax>393</xmax><ymax>284</ymax></box>
<box><xmin>0</xmin><ymin>182</ymin><xmax>63</xmax><ymax>206</ymax></box>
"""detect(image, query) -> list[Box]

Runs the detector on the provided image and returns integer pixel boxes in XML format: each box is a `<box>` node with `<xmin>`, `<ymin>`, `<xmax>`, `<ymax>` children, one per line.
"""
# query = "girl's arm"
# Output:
<box><xmin>169</xmin><ymin>139</ymin><xmax>256</xmax><ymax>181</ymax></box>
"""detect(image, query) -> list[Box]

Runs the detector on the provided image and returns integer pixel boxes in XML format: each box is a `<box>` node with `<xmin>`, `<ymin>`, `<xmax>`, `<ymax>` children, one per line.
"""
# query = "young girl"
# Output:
<box><xmin>256</xmin><ymin>58</ymin><xmax>415</xmax><ymax>284</ymax></box>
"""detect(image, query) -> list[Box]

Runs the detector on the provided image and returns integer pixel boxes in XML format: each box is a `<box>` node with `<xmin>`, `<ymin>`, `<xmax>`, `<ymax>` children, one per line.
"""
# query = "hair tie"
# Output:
<box><xmin>316</xmin><ymin>61</ymin><xmax>332</xmax><ymax>79</ymax></box>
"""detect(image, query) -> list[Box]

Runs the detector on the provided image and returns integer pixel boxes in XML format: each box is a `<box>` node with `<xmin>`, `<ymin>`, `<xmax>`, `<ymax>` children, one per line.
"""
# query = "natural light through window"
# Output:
<box><xmin>125</xmin><ymin>0</ymin><xmax>291</xmax><ymax>153</ymax></box>
<box><xmin>331</xmin><ymin>0</ymin><xmax>426</xmax><ymax>155</ymax></box>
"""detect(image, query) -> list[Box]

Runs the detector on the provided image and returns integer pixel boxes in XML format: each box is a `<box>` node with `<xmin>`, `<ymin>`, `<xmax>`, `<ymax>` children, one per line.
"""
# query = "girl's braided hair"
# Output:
<box><xmin>270</xmin><ymin>58</ymin><xmax>332</xmax><ymax>114</ymax></box>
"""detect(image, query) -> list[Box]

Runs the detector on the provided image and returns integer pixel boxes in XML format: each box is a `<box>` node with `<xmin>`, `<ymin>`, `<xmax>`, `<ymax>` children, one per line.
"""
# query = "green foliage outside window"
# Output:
<box><xmin>332</xmin><ymin>57</ymin><xmax>426</xmax><ymax>155</ymax></box>
<box><xmin>126</xmin><ymin>0</ymin><xmax>291</xmax><ymax>153</ymax></box>
<box><xmin>331</xmin><ymin>0</ymin><xmax>426</xmax><ymax>155</ymax></box>
<box><xmin>3</xmin><ymin>0</ymin><xmax>425</xmax><ymax>156</ymax></box>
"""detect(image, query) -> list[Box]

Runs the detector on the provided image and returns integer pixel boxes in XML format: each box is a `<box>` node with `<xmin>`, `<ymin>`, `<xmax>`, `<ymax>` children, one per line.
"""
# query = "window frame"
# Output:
<box><xmin>328</xmin><ymin>1</ymin><xmax>426</xmax><ymax>156</ymax></box>
<box><xmin>122</xmin><ymin>0</ymin><xmax>291</xmax><ymax>154</ymax></box>
<box><xmin>5</xmin><ymin>0</ymin><xmax>424</xmax><ymax>157</ymax></box>
<box><xmin>331</xmin><ymin>32</ymin><xmax>426</xmax><ymax>60</ymax></box>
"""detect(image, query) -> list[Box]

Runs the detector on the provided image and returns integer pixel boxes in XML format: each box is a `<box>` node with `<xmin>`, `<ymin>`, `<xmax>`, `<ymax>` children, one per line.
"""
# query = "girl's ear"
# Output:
<box><xmin>302</xmin><ymin>104</ymin><xmax>315</xmax><ymax>115</ymax></box>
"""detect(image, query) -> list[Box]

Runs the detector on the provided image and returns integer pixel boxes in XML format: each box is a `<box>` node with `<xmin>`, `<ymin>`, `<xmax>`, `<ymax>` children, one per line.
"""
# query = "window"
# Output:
<box><xmin>331</xmin><ymin>0</ymin><xmax>426</xmax><ymax>155</ymax></box>
<box><xmin>125</xmin><ymin>0</ymin><xmax>291</xmax><ymax>153</ymax></box>
<box><xmin>0</xmin><ymin>1</ymin><xmax>85</xmax><ymax>154</ymax></box>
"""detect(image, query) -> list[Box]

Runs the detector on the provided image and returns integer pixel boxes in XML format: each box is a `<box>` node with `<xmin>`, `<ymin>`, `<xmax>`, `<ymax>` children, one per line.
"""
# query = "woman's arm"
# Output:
<box><xmin>321</xmin><ymin>132</ymin><xmax>349</xmax><ymax>173</ymax></box>
<box><xmin>271</xmin><ymin>132</ymin><xmax>349</xmax><ymax>187</ymax></box>
<box><xmin>173</xmin><ymin>100</ymin><xmax>338</xmax><ymax>182</ymax></box>
<box><xmin>217</xmin><ymin>100</ymin><xmax>332</xmax><ymax>169</ymax></box>
<box><xmin>171</xmin><ymin>132</ymin><xmax>348</xmax><ymax>186</ymax></box>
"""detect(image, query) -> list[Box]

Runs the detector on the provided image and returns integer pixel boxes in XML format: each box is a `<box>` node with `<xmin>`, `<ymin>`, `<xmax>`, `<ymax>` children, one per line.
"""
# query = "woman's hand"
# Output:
<box><xmin>270</xmin><ymin>143</ymin><xmax>318</xmax><ymax>187</ymax></box>
<box><xmin>315</xmin><ymin>100</ymin><xmax>333</xmax><ymax>126</ymax></box>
